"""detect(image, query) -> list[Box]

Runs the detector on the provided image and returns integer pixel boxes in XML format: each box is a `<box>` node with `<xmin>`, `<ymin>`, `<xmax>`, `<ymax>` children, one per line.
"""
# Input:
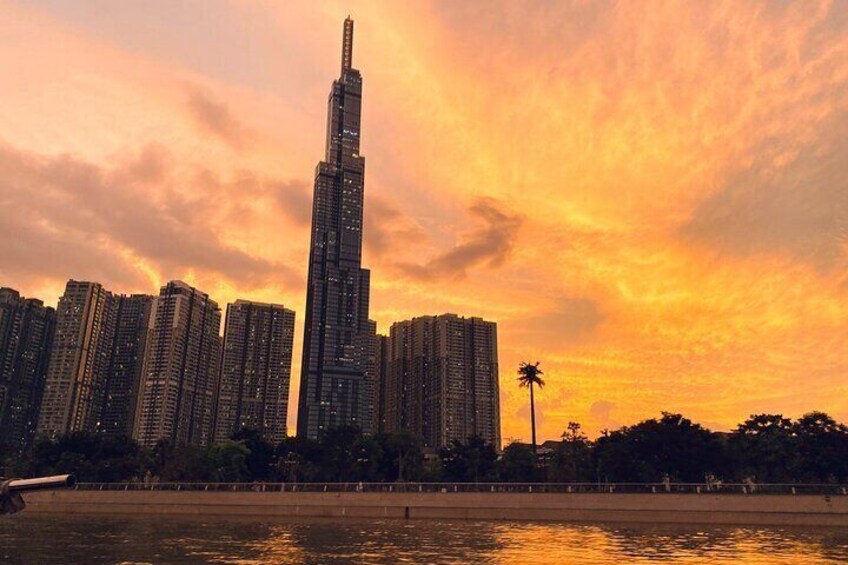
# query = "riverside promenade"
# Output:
<box><xmin>21</xmin><ymin>482</ymin><xmax>848</xmax><ymax>526</ymax></box>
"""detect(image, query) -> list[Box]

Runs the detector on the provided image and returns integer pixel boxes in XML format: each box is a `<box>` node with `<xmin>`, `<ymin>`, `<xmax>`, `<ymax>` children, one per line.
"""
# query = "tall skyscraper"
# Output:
<box><xmin>386</xmin><ymin>314</ymin><xmax>501</xmax><ymax>449</ymax></box>
<box><xmin>298</xmin><ymin>17</ymin><xmax>377</xmax><ymax>439</ymax></box>
<box><xmin>37</xmin><ymin>281</ymin><xmax>117</xmax><ymax>438</ymax></box>
<box><xmin>0</xmin><ymin>288</ymin><xmax>55</xmax><ymax>452</ymax></box>
<box><xmin>214</xmin><ymin>300</ymin><xmax>295</xmax><ymax>445</ymax></box>
<box><xmin>98</xmin><ymin>294</ymin><xmax>154</xmax><ymax>437</ymax></box>
<box><xmin>36</xmin><ymin>281</ymin><xmax>154</xmax><ymax>439</ymax></box>
<box><xmin>134</xmin><ymin>281</ymin><xmax>221</xmax><ymax>448</ymax></box>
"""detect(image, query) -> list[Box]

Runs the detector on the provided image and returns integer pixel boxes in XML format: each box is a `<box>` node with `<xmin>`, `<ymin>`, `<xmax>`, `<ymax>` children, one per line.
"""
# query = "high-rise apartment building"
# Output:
<box><xmin>298</xmin><ymin>18</ymin><xmax>377</xmax><ymax>439</ymax></box>
<box><xmin>373</xmin><ymin>334</ymin><xmax>389</xmax><ymax>434</ymax></box>
<box><xmin>37</xmin><ymin>281</ymin><xmax>116</xmax><ymax>438</ymax></box>
<box><xmin>98</xmin><ymin>294</ymin><xmax>153</xmax><ymax>437</ymax></box>
<box><xmin>36</xmin><ymin>281</ymin><xmax>153</xmax><ymax>439</ymax></box>
<box><xmin>0</xmin><ymin>288</ymin><xmax>55</xmax><ymax>451</ymax></box>
<box><xmin>386</xmin><ymin>314</ymin><xmax>501</xmax><ymax>449</ymax></box>
<box><xmin>134</xmin><ymin>281</ymin><xmax>221</xmax><ymax>448</ymax></box>
<box><xmin>214</xmin><ymin>300</ymin><xmax>295</xmax><ymax>445</ymax></box>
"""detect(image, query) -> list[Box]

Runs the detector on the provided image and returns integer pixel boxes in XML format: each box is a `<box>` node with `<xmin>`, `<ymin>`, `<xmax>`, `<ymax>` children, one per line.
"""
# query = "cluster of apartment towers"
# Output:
<box><xmin>0</xmin><ymin>18</ymin><xmax>501</xmax><ymax>456</ymax></box>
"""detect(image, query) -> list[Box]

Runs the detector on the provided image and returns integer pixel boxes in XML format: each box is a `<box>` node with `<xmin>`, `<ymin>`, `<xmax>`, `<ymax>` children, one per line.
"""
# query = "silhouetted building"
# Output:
<box><xmin>98</xmin><ymin>294</ymin><xmax>153</xmax><ymax>437</ymax></box>
<box><xmin>36</xmin><ymin>281</ymin><xmax>153</xmax><ymax>439</ymax></box>
<box><xmin>134</xmin><ymin>281</ymin><xmax>221</xmax><ymax>448</ymax></box>
<box><xmin>373</xmin><ymin>334</ymin><xmax>389</xmax><ymax>434</ymax></box>
<box><xmin>0</xmin><ymin>288</ymin><xmax>55</xmax><ymax>451</ymax></box>
<box><xmin>386</xmin><ymin>314</ymin><xmax>500</xmax><ymax>449</ymax></box>
<box><xmin>214</xmin><ymin>300</ymin><xmax>295</xmax><ymax>445</ymax></box>
<box><xmin>37</xmin><ymin>281</ymin><xmax>117</xmax><ymax>438</ymax></box>
<box><xmin>298</xmin><ymin>17</ymin><xmax>377</xmax><ymax>439</ymax></box>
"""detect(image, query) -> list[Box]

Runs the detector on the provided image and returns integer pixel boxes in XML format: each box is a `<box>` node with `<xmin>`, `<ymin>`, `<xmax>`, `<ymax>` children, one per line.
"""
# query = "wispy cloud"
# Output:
<box><xmin>394</xmin><ymin>198</ymin><xmax>522</xmax><ymax>280</ymax></box>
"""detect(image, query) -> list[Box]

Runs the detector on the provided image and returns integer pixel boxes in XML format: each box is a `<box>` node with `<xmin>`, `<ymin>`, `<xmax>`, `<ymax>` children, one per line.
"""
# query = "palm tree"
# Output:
<box><xmin>517</xmin><ymin>361</ymin><xmax>545</xmax><ymax>454</ymax></box>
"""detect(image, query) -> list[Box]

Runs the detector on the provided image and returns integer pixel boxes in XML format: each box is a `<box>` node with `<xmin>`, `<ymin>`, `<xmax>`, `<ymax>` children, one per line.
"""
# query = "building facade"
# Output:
<box><xmin>214</xmin><ymin>300</ymin><xmax>295</xmax><ymax>445</ymax></box>
<box><xmin>134</xmin><ymin>281</ymin><xmax>221</xmax><ymax>448</ymax></box>
<box><xmin>386</xmin><ymin>314</ymin><xmax>501</xmax><ymax>449</ymax></box>
<box><xmin>37</xmin><ymin>281</ymin><xmax>116</xmax><ymax>438</ymax></box>
<box><xmin>372</xmin><ymin>334</ymin><xmax>389</xmax><ymax>434</ymax></box>
<box><xmin>297</xmin><ymin>17</ymin><xmax>377</xmax><ymax>439</ymax></box>
<box><xmin>0</xmin><ymin>288</ymin><xmax>55</xmax><ymax>451</ymax></box>
<box><xmin>36</xmin><ymin>281</ymin><xmax>153</xmax><ymax>439</ymax></box>
<box><xmin>98</xmin><ymin>294</ymin><xmax>154</xmax><ymax>437</ymax></box>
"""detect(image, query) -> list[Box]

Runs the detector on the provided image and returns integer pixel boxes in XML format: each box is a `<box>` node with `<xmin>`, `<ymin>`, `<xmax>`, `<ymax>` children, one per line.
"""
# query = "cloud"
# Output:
<box><xmin>273</xmin><ymin>179</ymin><xmax>313</xmax><ymax>226</ymax></box>
<box><xmin>186</xmin><ymin>88</ymin><xmax>251</xmax><ymax>149</ymax></box>
<box><xmin>589</xmin><ymin>400</ymin><xmax>618</xmax><ymax>431</ymax></box>
<box><xmin>394</xmin><ymin>197</ymin><xmax>522</xmax><ymax>280</ymax></box>
<box><xmin>681</xmin><ymin>111</ymin><xmax>848</xmax><ymax>271</ymax></box>
<box><xmin>0</xmin><ymin>141</ymin><xmax>300</xmax><ymax>291</ymax></box>
<box><xmin>505</xmin><ymin>297</ymin><xmax>604</xmax><ymax>349</ymax></box>
<box><xmin>515</xmin><ymin>401</ymin><xmax>544</xmax><ymax>433</ymax></box>
<box><xmin>364</xmin><ymin>195</ymin><xmax>427</xmax><ymax>258</ymax></box>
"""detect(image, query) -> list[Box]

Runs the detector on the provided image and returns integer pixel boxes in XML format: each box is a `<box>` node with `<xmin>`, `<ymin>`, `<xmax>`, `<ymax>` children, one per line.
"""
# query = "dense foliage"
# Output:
<box><xmin>3</xmin><ymin>412</ymin><xmax>848</xmax><ymax>484</ymax></box>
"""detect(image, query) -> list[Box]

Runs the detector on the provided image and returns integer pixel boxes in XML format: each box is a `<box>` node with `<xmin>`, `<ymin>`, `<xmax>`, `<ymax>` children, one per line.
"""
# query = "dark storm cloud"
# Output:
<box><xmin>0</xmin><ymin>142</ymin><xmax>299</xmax><ymax>290</ymax></box>
<box><xmin>395</xmin><ymin>197</ymin><xmax>523</xmax><ymax>280</ymax></box>
<box><xmin>681</xmin><ymin>114</ymin><xmax>848</xmax><ymax>270</ymax></box>
<box><xmin>186</xmin><ymin>88</ymin><xmax>250</xmax><ymax>148</ymax></box>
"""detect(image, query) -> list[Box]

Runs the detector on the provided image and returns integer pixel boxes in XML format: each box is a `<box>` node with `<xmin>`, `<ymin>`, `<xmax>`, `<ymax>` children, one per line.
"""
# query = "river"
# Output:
<box><xmin>3</xmin><ymin>514</ymin><xmax>848</xmax><ymax>563</ymax></box>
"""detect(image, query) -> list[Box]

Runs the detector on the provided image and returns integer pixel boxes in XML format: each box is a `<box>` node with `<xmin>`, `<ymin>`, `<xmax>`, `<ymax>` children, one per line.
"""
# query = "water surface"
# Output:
<box><xmin>3</xmin><ymin>514</ymin><xmax>848</xmax><ymax>564</ymax></box>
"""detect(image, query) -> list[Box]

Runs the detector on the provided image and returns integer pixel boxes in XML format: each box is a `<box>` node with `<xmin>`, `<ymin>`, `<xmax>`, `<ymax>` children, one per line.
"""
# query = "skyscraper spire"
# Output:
<box><xmin>341</xmin><ymin>17</ymin><xmax>354</xmax><ymax>74</ymax></box>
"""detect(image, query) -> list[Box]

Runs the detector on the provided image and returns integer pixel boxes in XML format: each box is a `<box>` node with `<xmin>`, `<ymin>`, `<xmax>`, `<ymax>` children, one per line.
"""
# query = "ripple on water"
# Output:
<box><xmin>3</xmin><ymin>515</ymin><xmax>848</xmax><ymax>564</ymax></box>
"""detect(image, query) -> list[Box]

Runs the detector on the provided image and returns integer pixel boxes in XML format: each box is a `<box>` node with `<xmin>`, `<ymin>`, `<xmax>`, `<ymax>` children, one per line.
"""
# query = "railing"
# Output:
<box><xmin>72</xmin><ymin>482</ymin><xmax>848</xmax><ymax>495</ymax></box>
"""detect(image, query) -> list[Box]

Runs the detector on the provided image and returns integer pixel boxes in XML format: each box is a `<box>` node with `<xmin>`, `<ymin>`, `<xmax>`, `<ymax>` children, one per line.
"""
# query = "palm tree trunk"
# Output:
<box><xmin>530</xmin><ymin>382</ymin><xmax>537</xmax><ymax>455</ymax></box>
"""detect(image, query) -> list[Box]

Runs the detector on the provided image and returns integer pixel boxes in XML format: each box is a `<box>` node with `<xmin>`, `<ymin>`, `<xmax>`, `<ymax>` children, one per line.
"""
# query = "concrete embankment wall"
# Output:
<box><xmin>22</xmin><ymin>490</ymin><xmax>848</xmax><ymax>526</ymax></box>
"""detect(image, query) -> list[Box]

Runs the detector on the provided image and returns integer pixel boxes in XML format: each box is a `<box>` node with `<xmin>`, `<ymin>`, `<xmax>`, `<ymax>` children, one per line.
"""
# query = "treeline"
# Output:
<box><xmin>3</xmin><ymin>411</ymin><xmax>848</xmax><ymax>484</ymax></box>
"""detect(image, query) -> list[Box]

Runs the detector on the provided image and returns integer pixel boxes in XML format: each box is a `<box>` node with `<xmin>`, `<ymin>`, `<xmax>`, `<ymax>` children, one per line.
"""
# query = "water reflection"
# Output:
<box><xmin>2</xmin><ymin>515</ymin><xmax>848</xmax><ymax>564</ymax></box>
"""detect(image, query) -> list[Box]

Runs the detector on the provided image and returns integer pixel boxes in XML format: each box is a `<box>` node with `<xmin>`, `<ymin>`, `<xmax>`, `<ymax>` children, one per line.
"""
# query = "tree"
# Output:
<box><xmin>793</xmin><ymin>412</ymin><xmax>848</xmax><ymax>483</ymax></box>
<box><xmin>209</xmin><ymin>440</ymin><xmax>250</xmax><ymax>482</ymax></box>
<box><xmin>728</xmin><ymin>414</ymin><xmax>796</xmax><ymax>482</ymax></box>
<box><xmin>439</xmin><ymin>436</ymin><xmax>498</xmax><ymax>482</ymax></box>
<box><xmin>498</xmin><ymin>442</ymin><xmax>538</xmax><ymax>482</ymax></box>
<box><xmin>595</xmin><ymin>413</ymin><xmax>726</xmax><ymax>483</ymax></box>
<box><xmin>318</xmin><ymin>425</ymin><xmax>364</xmax><ymax>482</ymax></box>
<box><xmin>231</xmin><ymin>428</ymin><xmax>275</xmax><ymax>481</ymax></box>
<box><xmin>152</xmin><ymin>440</ymin><xmax>214</xmax><ymax>482</ymax></box>
<box><xmin>24</xmin><ymin>432</ymin><xmax>145</xmax><ymax>482</ymax></box>
<box><xmin>549</xmin><ymin>422</ymin><xmax>593</xmax><ymax>482</ymax></box>
<box><xmin>517</xmin><ymin>361</ymin><xmax>545</xmax><ymax>454</ymax></box>
<box><xmin>274</xmin><ymin>436</ymin><xmax>322</xmax><ymax>482</ymax></box>
<box><xmin>374</xmin><ymin>432</ymin><xmax>424</xmax><ymax>482</ymax></box>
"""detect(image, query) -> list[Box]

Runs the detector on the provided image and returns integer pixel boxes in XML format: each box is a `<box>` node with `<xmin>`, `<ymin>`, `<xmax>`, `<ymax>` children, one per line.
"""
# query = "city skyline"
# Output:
<box><xmin>1</xmin><ymin>2</ymin><xmax>847</xmax><ymax>443</ymax></box>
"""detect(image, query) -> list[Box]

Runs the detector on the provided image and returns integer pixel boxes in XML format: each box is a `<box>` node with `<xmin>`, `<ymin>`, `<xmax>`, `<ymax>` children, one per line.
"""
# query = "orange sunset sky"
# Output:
<box><xmin>1</xmin><ymin>1</ymin><xmax>846</xmax><ymax>443</ymax></box>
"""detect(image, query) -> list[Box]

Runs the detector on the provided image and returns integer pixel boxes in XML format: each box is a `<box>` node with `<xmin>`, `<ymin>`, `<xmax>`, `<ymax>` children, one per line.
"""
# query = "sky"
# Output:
<box><xmin>1</xmin><ymin>0</ymin><xmax>846</xmax><ymax>443</ymax></box>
